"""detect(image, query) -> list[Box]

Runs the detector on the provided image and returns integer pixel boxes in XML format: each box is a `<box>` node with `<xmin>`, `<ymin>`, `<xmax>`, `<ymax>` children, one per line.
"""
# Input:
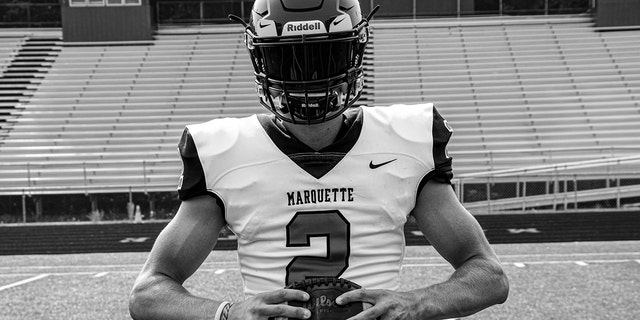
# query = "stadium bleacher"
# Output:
<box><xmin>0</xmin><ymin>14</ymin><xmax>639</xmax><ymax>214</ymax></box>
<box><xmin>369</xmin><ymin>14</ymin><xmax>640</xmax><ymax>174</ymax></box>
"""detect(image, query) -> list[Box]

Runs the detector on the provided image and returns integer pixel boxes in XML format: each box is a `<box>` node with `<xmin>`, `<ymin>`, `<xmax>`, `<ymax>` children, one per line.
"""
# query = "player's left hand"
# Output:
<box><xmin>336</xmin><ymin>288</ymin><xmax>421</xmax><ymax>320</ymax></box>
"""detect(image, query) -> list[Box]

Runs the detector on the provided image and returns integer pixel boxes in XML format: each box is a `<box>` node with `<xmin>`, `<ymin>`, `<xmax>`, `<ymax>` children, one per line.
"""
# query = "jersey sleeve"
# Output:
<box><xmin>431</xmin><ymin>106</ymin><xmax>454</xmax><ymax>183</ymax></box>
<box><xmin>416</xmin><ymin>105</ymin><xmax>455</xmax><ymax>193</ymax></box>
<box><xmin>177</xmin><ymin>127</ymin><xmax>210</xmax><ymax>201</ymax></box>
<box><xmin>405</xmin><ymin>105</ymin><xmax>451</xmax><ymax>193</ymax></box>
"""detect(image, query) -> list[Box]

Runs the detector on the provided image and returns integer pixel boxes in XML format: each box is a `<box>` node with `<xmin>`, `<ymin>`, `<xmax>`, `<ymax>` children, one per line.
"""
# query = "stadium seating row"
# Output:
<box><xmin>367</xmin><ymin>15</ymin><xmax>640</xmax><ymax>176</ymax></box>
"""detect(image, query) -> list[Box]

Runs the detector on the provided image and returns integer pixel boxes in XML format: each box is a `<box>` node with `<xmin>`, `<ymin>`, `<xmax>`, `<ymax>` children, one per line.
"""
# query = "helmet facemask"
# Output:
<box><xmin>252</xmin><ymin>30</ymin><xmax>368</xmax><ymax>124</ymax></box>
<box><xmin>233</xmin><ymin>9</ymin><xmax>373</xmax><ymax>125</ymax></box>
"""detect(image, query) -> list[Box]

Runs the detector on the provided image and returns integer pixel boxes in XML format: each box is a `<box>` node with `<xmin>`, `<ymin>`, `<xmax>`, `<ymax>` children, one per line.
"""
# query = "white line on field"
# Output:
<box><xmin>402</xmin><ymin>263</ymin><xmax>450</xmax><ymax>268</ymax></box>
<box><xmin>196</xmin><ymin>268</ymin><xmax>240</xmax><ymax>273</ymax></box>
<box><xmin>0</xmin><ymin>274</ymin><xmax>49</xmax><ymax>292</ymax></box>
<box><xmin>587</xmin><ymin>259</ymin><xmax>633</xmax><ymax>264</ymax></box>
<box><xmin>0</xmin><ymin>260</ymin><xmax>237</xmax><ymax>271</ymax></box>
<box><xmin>0</xmin><ymin>264</ymin><xmax>140</xmax><ymax>270</ymax></box>
<box><xmin>499</xmin><ymin>251</ymin><xmax>640</xmax><ymax>258</ymax></box>
<box><xmin>0</xmin><ymin>271</ymin><xmax>138</xmax><ymax>277</ymax></box>
<box><xmin>93</xmin><ymin>272</ymin><xmax>109</xmax><ymax>278</ymax></box>
<box><xmin>517</xmin><ymin>259</ymin><xmax>638</xmax><ymax>266</ymax></box>
<box><xmin>513</xmin><ymin>263</ymin><xmax>526</xmax><ymax>268</ymax></box>
<box><xmin>403</xmin><ymin>251</ymin><xmax>640</xmax><ymax>261</ymax></box>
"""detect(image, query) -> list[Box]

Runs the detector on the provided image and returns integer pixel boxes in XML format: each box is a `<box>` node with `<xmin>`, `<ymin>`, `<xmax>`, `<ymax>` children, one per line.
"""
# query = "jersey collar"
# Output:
<box><xmin>258</xmin><ymin>107</ymin><xmax>363</xmax><ymax>178</ymax></box>
<box><xmin>259</xmin><ymin>107</ymin><xmax>363</xmax><ymax>154</ymax></box>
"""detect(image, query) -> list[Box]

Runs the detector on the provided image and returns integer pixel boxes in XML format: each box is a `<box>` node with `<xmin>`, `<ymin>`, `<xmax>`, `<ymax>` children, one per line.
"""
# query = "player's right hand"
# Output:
<box><xmin>228</xmin><ymin>288</ymin><xmax>312</xmax><ymax>320</ymax></box>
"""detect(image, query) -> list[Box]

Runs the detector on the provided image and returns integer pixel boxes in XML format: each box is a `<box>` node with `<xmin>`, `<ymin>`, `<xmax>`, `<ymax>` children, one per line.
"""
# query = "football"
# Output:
<box><xmin>286</xmin><ymin>277</ymin><xmax>365</xmax><ymax>320</ymax></box>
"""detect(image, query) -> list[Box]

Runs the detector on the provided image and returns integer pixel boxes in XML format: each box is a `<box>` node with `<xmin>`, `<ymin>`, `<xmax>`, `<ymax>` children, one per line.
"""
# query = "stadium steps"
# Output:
<box><xmin>0</xmin><ymin>36</ymin><xmax>61</xmax><ymax>130</ymax></box>
<box><xmin>1</xmin><ymin>211</ymin><xmax>639</xmax><ymax>255</ymax></box>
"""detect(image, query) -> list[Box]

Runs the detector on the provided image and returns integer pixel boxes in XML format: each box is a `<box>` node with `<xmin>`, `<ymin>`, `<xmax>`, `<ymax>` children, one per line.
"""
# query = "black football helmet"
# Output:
<box><xmin>231</xmin><ymin>0</ymin><xmax>377</xmax><ymax>124</ymax></box>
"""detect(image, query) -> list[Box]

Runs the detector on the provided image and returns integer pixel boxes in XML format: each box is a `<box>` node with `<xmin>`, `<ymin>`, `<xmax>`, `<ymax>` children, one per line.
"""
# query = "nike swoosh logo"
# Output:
<box><xmin>259</xmin><ymin>22</ymin><xmax>270</xmax><ymax>28</ymax></box>
<box><xmin>333</xmin><ymin>17</ymin><xmax>346</xmax><ymax>26</ymax></box>
<box><xmin>369</xmin><ymin>159</ymin><xmax>397</xmax><ymax>169</ymax></box>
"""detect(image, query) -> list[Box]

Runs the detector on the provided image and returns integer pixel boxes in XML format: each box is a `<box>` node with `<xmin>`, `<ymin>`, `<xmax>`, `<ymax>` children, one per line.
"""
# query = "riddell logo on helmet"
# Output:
<box><xmin>282</xmin><ymin>20</ymin><xmax>327</xmax><ymax>36</ymax></box>
<box><xmin>287</xmin><ymin>21</ymin><xmax>321</xmax><ymax>32</ymax></box>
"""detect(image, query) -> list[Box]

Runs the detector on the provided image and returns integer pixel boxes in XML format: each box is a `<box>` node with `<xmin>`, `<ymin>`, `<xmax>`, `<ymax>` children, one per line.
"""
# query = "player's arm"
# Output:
<box><xmin>408</xmin><ymin>106</ymin><xmax>508</xmax><ymax>317</ymax></box>
<box><xmin>409</xmin><ymin>179</ymin><xmax>509</xmax><ymax>318</ymax></box>
<box><xmin>129</xmin><ymin>196</ymin><xmax>312</xmax><ymax>320</ymax></box>
<box><xmin>337</xmin><ymin>180</ymin><xmax>508</xmax><ymax>320</ymax></box>
<box><xmin>128</xmin><ymin>195</ymin><xmax>226</xmax><ymax>319</ymax></box>
<box><xmin>409</xmin><ymin>106</ymin><xmax>508</xmax><ymax>317</ymax></box>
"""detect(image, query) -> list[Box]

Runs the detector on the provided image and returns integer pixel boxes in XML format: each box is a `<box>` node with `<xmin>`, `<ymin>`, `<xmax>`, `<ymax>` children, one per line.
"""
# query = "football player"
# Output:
<box><xmin>129</xmin><ymin>0</ymin><xmax>509</xmax><ymax>319</ymax></box>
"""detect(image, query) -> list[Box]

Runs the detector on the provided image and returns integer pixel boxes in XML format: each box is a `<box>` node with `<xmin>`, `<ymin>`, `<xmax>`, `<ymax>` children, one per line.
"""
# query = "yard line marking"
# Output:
<box><xmin>403</xmin><ymin>252</ymin><xmax>640</xmax><ymax>262</ymax></box>
<box><xmin>518</xmin><ymin>259</ymin><xmax>636</xmax><ymax>266</ymax></box>
<box><xmin>636</xmin><ymin>260</ymin><xmax>640</xmax><ymax>264</ymax></box>
<box><xmin>497</xmin><ymin>252</ymin><xmax>640</xmax><ymax>258</ymax></box>
<box><xmin>402</xmin><ymin>263</ymin><xmax>450</xmax><ymax>268</ymax></box>
<box><xmin>0</xmin><ymin>264</ymin><xmax>141</xmax><ymax>270</ymax></box>
<box><xmin>586</xmin><ymin>259</ymin><xmax>630</xmax><ymax>264</ymax></box>
<box><xmin>523</xmin><ymin>260</ymin><xmax>573</xmax><ymax>265</ymax></box>
<box><xmin>513</xmin><ymin>263</ymin><xmax>526</xmax><ymax>268</ymax></box>
<box><xmin>94</xmin><ymin>272</ymin><xmax>109</xmax><ymax>278</ymax></box>
<box><xmin>0</xmin><ymin>274</ymin><xmax>49</xmax><ymax>292</ymax></box>
<box><xmin>0</xmin><ymin>260</ymin><xmax>237</xmax><ymax>271</ymax></box>
<box><xmin>195</xmin><ymin>268</ymin><xmax>240</xmax><ymax>273</ymax></box>
<box><xmin>0</xmin><ymin>271</ymin><xmax>139</xmax><ymax>277</ymax></box>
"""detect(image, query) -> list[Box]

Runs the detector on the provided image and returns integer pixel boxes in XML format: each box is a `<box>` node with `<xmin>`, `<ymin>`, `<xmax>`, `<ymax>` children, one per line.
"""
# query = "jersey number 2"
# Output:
<box><xmin>285</xmin><ymin>210</ymin><xmax>351</xmax><ymax>285</ymax></box>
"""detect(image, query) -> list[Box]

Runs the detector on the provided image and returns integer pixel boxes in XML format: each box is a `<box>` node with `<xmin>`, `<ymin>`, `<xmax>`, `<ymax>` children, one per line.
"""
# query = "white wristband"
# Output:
<box><xmin>214</xmin><ymin>301</ymin><xmax>232</xmax><ymax>320</ymax></box>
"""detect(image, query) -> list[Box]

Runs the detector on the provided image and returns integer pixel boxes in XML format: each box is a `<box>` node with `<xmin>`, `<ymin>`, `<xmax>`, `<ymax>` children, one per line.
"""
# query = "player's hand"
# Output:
<box><xmin>336</xmin><ymin>288</ymin><xmax>420</xmax><ymax>320</ymax></box>
<box><xmin>228</xmin><ymin>288</ymin><xmax>312</xmax><ymax>320</ymax></box>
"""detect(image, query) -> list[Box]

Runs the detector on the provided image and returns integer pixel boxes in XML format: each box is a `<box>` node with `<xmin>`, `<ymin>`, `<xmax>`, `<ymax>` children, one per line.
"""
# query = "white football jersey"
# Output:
<box><xmin>178</xmin><ymin>104</ymin><xmax>453</xmax><ymax>297</ymax></box>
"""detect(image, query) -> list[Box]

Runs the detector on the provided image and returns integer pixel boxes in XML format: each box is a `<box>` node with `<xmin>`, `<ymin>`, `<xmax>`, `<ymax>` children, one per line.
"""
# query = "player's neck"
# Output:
<box><xmin>281</xmin><ymin>116</ymin><xmax>343</xmax><ymax>151</ymax></box>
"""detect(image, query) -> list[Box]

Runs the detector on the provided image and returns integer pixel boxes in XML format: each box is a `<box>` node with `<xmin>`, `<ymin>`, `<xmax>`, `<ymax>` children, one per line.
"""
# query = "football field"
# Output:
<box><xmin>1</xmin><ymin>241</ymin><xmax>639</xmax><ymax>319</ymax></box>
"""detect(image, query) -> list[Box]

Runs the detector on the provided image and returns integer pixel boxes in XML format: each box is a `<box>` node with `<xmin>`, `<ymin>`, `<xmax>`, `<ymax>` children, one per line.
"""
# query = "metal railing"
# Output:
<box><xmin>0</xmin><ymin>159</ymin><xmax>181</xmax><ymax>196</ymax></box>
<box><xmin>454</xmin><ymin>154</ymin><xmax>640</xmax><ymax>214</ymax></box>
